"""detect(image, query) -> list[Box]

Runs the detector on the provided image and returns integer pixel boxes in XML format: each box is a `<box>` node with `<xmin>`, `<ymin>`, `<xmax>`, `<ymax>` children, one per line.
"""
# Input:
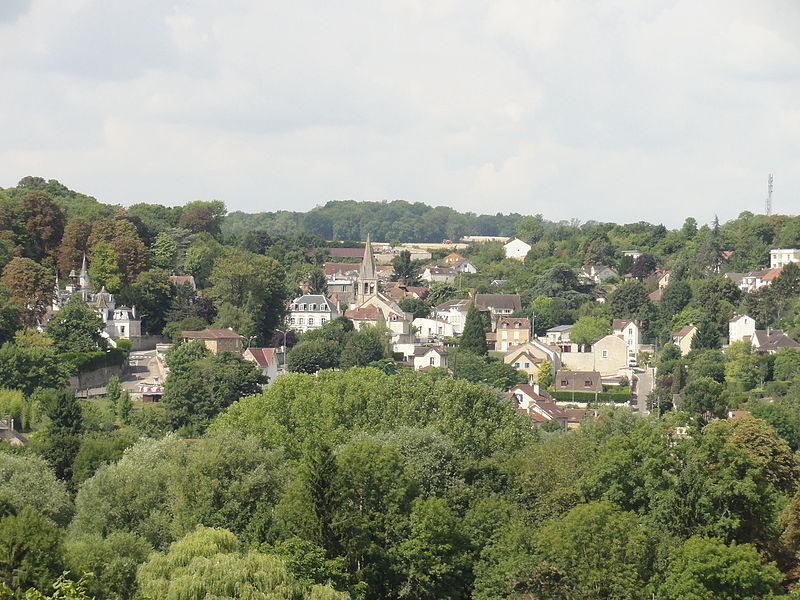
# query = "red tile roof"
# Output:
<box><xmin>246</xmin><ymin>347</ymin><xmax>276</xmax><ymax>367</ymax></box>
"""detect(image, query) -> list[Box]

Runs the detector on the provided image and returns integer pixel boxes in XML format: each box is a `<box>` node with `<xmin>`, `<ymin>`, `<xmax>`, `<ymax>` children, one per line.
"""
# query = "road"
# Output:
<box><xmin>121</xmin><ymin>350</ymin><xmax>162</xmax><ymax>392</ymax></box>
<box><xmin>632</xmin><ymin>366</ymin><xmax>656</xmax><ymax>415</ymax></box>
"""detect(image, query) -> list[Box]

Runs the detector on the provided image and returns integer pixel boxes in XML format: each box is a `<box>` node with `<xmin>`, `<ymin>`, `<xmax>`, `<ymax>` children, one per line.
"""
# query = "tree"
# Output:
<box><xmin>136</xmin><ymin>526</ymin><xmax>346</xmax><ymax>600</ymax></box>
<box><xmin>658</xmin><ymin>536</ymin><xmax>780</xmax><ymax>600</ymax></box>
<box><xmin>660</xmin><ymin>280</ymin><xmax>692</xmax><ymax>319</ymax></box>
<box><xmin>183</xmin><ymin>235</ymin><xmax>223</xmax><ymax>288</ymax></box>
<box><xmin>691</xmin><ymin>320</ymin><xmax>721</xmax><ymax>351</ymax></box>
<box><xmin>207</xmin><ymin>248</ymin><xmax>288</xmax><ymax>343</ymax></box>
<box><xmin>88</xmin><ymin>219</ymin><xmax>148</xmax><ymax>285</ymax></box>
<box><xmin>609</xmin><ymin>280</ymin><xmax>651</xmax><ymax>320</ymax></box>
<box><xmin>57</xmin><ymin>217</ymin><xmax>91</xmax><ymax>277</ymax></box>
<box><xmin>162</xmin><ymin>350</ymin><xmax>266</xmax><ymax>434</ymax></box>
<box><xmin>21</xmin><ymin>191</ymin><xmax>65</xmax><ymax>263</ymax></box>
<box><xmin>287</xmin><ymin>340</ymin><xmax>341</xmax><ymax>373</ymax></box>
<box><xmin>569</xmin><ymin>316</ymin><xmax>610</xmax><ymax>351</ymax></box>
<box><xmin>0</xmin><ymin>454</ymin><xmax>72</xmax><ymax>526</ymax></box>
<box><xmin>533</xmin><ymin>501</ymin><xmax>651</xmax><ymax>600</ymax></box>
<box><xmin>87</xmin><ymin>242</ymin><xmax>122</xmax><ymax>293</ymax></box>
<box><xmin>0</xmin><ymin>342</ymin><xmax>69</xmax><ymax>395</ymax></box>
<box><xmin>459</xmin><ymin>304</ymin><xmax>487</xmax><ymax>356</ymax></box>
<box><xmin>39</xmin><ymin>390</ymin><xmax>83</xmax><ymax>481</ymax></box>
<box><xmin>397</xmin><ymin>297</ymin><xmax>430</xmax><ymax>319</ymax></box>
<box><xmin>630</xmin><ymin>253</ymin><xmax>657</xmax><ymax>280</ymax></box>
<box><xmin>150</xmin><ymin>231</ymin><xmax>178</xmax><ymax>271</ymax></box>
<box><xmin>340</xmin><ymin>327</ymin><xmax>390</xmax><ymax>369</ymax></box>
<box><xmin>394</xmin><ymin>497</ymin><xmax>470</xmax><ymax>600</ymax></box>
<box><xmin>537</xmin><ymin>359</ymin><xmax>553</xmax><ymax>389</ymax></box>
<box><xmin>0</xmin><ymin>506</ymin><xmax>64</xmax><ymax>595</ymax></box>
<box><xmin>1</xmin><ymin>257</ymin><xmax>54</xmax><ymax>326</ymax></box>
<box><xmin>392</xmin><ymin>250</ymin><xmax>419</xmax><ymax>284</ymax></box>
<box><xmin>45</xmin><ymin>295</ymin><xmax>105</xmax><ymax>353</ymax></box>
<box><xmin>127</xmin><ymin>268</ymin><xmax>175</xmax><ymax>335</ymax></box>
<box><xmin>308</xmin><ymin>268</ymin><xmax>328</xmax><ymax>295</ymax></box>
<box><xmin>774</xmin><ymin>348</ymin><xmax>800</xmax><ymax>381</ymax></box>
<box><xmin>681</xmin><ymin>376</ymin><xmax>725</xmax><ymax>417</ymax></box>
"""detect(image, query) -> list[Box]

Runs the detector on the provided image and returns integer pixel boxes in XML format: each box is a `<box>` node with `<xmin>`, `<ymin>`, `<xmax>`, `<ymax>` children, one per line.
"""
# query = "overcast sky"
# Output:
<box><xmin>1</xmin><ymin>1</ymin><xmax>798</xmax><ymax>227</ymax></box>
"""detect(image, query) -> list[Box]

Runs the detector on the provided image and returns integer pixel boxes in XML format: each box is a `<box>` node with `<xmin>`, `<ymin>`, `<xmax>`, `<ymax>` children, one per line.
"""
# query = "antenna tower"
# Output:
<box><xmin>766</xmin><ymin>173</ymin><xmax>773</xmax><ymax>216</ymax></box>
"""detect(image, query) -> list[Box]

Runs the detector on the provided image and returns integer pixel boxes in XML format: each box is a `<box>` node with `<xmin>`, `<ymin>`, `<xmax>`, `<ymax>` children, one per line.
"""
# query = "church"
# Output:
<box><xmin>344</xmin><ymin>234</ymin><xmax>414</xmax><ymax>348</ymax></box>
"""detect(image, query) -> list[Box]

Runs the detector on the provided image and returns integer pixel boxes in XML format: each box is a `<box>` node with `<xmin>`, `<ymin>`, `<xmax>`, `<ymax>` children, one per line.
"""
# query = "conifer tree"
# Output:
<box><xmin>459</xmin><ymin>304</ymin><xmax>487</xmax><ymax>356</ymax></box>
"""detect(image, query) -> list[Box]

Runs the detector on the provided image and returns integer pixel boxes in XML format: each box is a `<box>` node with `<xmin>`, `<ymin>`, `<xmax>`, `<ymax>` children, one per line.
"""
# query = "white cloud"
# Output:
<box><xmin>0</xmin><ymin>0</ymin><xmax>798</xmax><ymax>226</ymax></box>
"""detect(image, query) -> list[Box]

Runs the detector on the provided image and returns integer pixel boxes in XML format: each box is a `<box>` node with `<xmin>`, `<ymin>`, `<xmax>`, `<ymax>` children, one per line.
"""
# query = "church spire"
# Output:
<box><xmin>79</xmin><ymin>253</ymin><xmax>91</xmax><ymax>291</ymax></box>
<box><xmin>359</xmin><ymin>233</ymin><xmax>377</xmax><ymax>281</ymax></box>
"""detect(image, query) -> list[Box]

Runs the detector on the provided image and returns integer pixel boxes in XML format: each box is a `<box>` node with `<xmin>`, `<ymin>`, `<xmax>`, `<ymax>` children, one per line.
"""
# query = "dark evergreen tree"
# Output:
<box><xmin>691</xmin><ymin>321</ymin><xmax>721</xmax><ymax>351</ymax></box>
<box><xmin>459</xmin><ymin>304</ymin><xmax>487</xmax><ymax>356</ymax></box>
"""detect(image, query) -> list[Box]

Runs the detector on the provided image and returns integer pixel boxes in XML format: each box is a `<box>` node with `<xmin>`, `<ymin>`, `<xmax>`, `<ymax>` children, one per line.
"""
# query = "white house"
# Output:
<box><xmin>413</xmin><ymin>317</ymin><xmax>456</xmax><ymax>341</ymax></box>
<box><xmin>612</xmin><ymin>319</ymin><xmax>641</xmax><ymax>354</ymax></box>
<box><xmin>622</xmin><ymin>250</ymin><xmax>643</xmax><ymax>260</ymax></box>
<box><xmin>729</xmin><ymin>314</ymin><xmax>756</xmax><ymax>345</ymax></box>
<box><xmin>770</xmin><ymin>249</ymin><xmax>800</xmax><ymax>269</ymax></box>
<box><xmin>243</xmin><ymin>347</ymin><xmax>282</xmax><ymax>385</ymax></box>
<box><xmin>420</xmin><ymin>266</ymin><xmax>457</xmax><ymax>283</ymax></box>
<box><xmin>434</xmin><ymin>299</ymin><xmax>471</xmax><ymax>335</ymax></box>
<box><xmin>288</xmin><ymin>294</ymin><xmax>340</xmax><ymax>333</ymax></box>
<box><xmin>580</xmin><ymin>265</ymin><xmax>618</xmax><ymax>284</ymax></box>
<box><xmin>412</xmin><ymin>346</ymin><xmax>448</xmax><ymax>370</ymax></box>
<box><xmin>503</xmin><ymin>238</ymin><xmax>532</xmax><ymax>260</ymax></box>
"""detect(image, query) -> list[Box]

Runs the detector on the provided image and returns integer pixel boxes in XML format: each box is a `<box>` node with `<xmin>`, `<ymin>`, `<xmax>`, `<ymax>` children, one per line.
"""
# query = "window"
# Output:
<box><xmin>602</xmin><ymin>350</ymin><xmax>608</xmax><ymax>358</ymax></box>
<box><xmin>561</xmin><ymin>380</ymin><xmax>568</xmax><ymax>387</ymax></box>
<box><xmin>298</xmin><ymin>317</ymin><xmax>304</xmax><ymax>325</ymax></box>
<box><xmin>290</xmin><ymin>317</ymin><xmax>296</xmax><ymax>325</ymax></box>
<box><xmin>120</xmin><ymin>326</ymin><xmax>125</xmax><ymax>335</ymax></box>
<box><xmin>584</xmin><ymin>380</ymin><xmax>593</xmax><ymax>387</ymax></box>
<box><xmin>514</xmin><ymin>331</ymin><xmax>520</xmax><ymax>340</ymax></box>
<box><xmin>321</xmin><ymin>318</ymin><xmax>326</xmax><ymax>325</ymax></box>
<box><xmin>311</xmin><ymin>304</ymin><xmax>316</xmax><ymax>310</ymax></box>
<box><xmin>514</xmin><ymin>362</ymin><xmax>520</xmax><ymax>368</ymax></box>
<box><xmin>430</xmin><ymin>357</ymin><xmax>435</xmax><ymax>365</ymax></box>
<box><xmin>302</xmin><ymin>304</ymin><xmax>307</xmax><ymax>310</ymax></box>
<box><xmin>524</xmin><ymin>362</ymin><xmax>530</xmax><ymax>368</ymax></box>
<box><xmin>307</xmin><ymin>317</ymin><xmax>314</xmax><ymax>326</ymax></box>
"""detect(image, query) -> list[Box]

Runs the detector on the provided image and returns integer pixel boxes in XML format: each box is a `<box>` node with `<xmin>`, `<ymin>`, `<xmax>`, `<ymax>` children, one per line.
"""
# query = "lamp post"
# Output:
<box><xmin>245</xmin><ymin>335</ymin><xmax>256</xmax><ymax>350</ymax></box>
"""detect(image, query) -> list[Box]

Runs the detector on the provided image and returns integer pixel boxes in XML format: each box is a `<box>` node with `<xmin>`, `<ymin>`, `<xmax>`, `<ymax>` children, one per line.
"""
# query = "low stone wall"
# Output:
<box><xmin>69</xmin><ymin>363</ymin><xmax>127</xmax><ymax>393</ymax></box>
<box><xmin>130</xmin><ymin>335</ymin><xmax>169</xmax><ymax>351</ymax></box>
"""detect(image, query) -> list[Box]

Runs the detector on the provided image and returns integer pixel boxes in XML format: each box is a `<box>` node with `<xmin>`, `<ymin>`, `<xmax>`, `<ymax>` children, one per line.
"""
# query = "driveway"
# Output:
<box><xmin>121</xmin><ymin>350</ymin><xmax>162</xmax><ymax>392</ymax></box>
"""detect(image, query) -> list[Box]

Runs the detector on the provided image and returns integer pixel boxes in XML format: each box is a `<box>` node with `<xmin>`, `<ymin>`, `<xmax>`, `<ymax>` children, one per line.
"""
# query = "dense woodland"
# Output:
<box><xmin>2</xmin><ymin>176</ymin><xmax>800</xmax><ymax>599</ymax></box>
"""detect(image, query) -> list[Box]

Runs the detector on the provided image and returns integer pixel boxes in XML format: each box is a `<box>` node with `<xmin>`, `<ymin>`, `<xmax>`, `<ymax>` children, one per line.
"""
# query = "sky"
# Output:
<box><xmin>1</xmin><ymin>0</ymin><xmax>798</xmax><ymax>227</ymax></box>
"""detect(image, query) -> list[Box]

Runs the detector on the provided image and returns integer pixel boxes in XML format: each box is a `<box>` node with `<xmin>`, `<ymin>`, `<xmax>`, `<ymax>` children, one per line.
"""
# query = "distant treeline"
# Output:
<box><xmin>222</xmin><ymin>200</ymin><xmax>523</xmax><ymax>242</ymax></box>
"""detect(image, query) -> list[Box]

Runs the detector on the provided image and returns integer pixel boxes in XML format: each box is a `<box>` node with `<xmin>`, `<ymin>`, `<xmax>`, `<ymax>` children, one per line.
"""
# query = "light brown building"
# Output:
<box><xmin>182</xmin><ymin>328</ymin><xmax>244</xmax><ymax>354</ymax></box>
<box><xmin>495</xmin><ymin>317</ymin><xmax>531</xmax><ymax>352</ymax></box>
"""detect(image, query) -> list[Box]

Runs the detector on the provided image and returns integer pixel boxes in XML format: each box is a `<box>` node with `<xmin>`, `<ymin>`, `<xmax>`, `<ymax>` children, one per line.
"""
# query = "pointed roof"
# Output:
<box><xmin>80</xmin><ymin>253</ymin><xmax>88</xmax><ymax>277</ymax></box>
<box><xmin>359</xmin><ymin>233</ymin><xmax>377</xmax><ymax>281</ymax></box>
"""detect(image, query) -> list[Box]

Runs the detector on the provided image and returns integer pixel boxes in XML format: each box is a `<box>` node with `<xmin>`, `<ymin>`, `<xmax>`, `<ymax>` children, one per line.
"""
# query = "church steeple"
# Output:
<box><xmin>79</xmin><ymin>253</ymin><xmax>90</xmax><ymax>291</ymax></box>
<box><xmin>356</xmin><ymin>234</ymin><xmax>377</xmax><ymax>304</ymax></box>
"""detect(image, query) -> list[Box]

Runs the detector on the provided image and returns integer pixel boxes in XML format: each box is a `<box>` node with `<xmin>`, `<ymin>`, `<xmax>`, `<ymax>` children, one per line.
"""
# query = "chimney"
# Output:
<box><xmin>533</xmin><ymin>383</ymin><xmax>540</xmax><ymax>396</ymax></box>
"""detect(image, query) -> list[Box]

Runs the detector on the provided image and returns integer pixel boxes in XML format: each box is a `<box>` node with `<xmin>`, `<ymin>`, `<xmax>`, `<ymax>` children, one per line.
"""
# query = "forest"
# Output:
<box><xmin>2</xmin><ymin>175</ymin><xmax>800</xmax><ymax>599</ymax></box>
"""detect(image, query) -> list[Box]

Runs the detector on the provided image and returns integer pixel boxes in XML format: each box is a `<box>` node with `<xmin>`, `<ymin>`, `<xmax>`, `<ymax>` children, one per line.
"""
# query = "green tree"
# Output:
<box><xmin>0</xmin><ymin>506</ymin><xmax>64</xmax><ymax>595</ymax></box>
<box><xmin>308</xmin><ymin>268</ymin><xmax>328</xmax><ymax>295</ymax></box>
<box><xmin>162</xmin><ymin>351</ymin><xmax>266</xmax><ymax>434</ymax></box>
<box><xmin>136</xmin><ymin>526</ymin><xmax>346</xmax><ymax>600</ymax></box>
<box><xmin>658</xmin><ymin>536</ymin><xmax>780</xmax><ymax>600</ymax></box>
<box><xmin>391</xmin><ymin>250</ymin><xmax>419</xmax><ymax>284</ymax></box>
<box><xmin>288</xmin><ymin>340</ymin><xmax>341</xmax><ymax>374</ymax></box>
<box><xmin>397</xmin><ymin>297</ymin><xmax>430</xmax><ymax>319</ymax></box>
<box><xmin>774</xmin><ymin>348</ymin><xmax>800</xmax><ymax>381</ymax></box>
<box><xmin>609</xmin><ymin>280</ymin><xmax>651</xmax><ymax>321</ymax></box>
<box><xmin>533</xmin><ymin>501</ymin><xmax>651</xmax><ymax>600</ymax></box>
<box><xmin>1</xmin><ymin>257</ymin><xmax>54</xmax><ymax>326</ymax></box>
<box><xmin>183</xmin><ymin>235</ymin><xmax>223</xmax><ymax>288</ymax></box>
<box><xmin>45</xmin><ymin>295</ymin><xmax>105</xmax><ymax>353</ymax></box>
<box><xmin>681</xmin><ymin>376</ymin><xmax>725</xmax><ymax>417</ymax></box>
<box><xmin>340</xmin><ymin>327</ymin><xmax>390</xmax><ymax>369</ymax></box>
<box><xmin>394</xmin><ymin>497</ymin><xmax>469</xmax><ymax>600</ymax></box>
<box><xmin>536</xmin><ymin>359</ymin><xmax>553</xmax><ymax>388</ymax></box>
<box><xmin>56</xmin><ymin>217</ymin><xmax>91</xmax><ymax>277</ymax></box>
<box><xmin>660</xmin><ymin>280</ymin><xmax>692</xmax><ymax>319</ymax></box>
<box><xmin>0</xmin><ymin>342</ymin><xmax>69</xmax><ymax>395</ymax></box>
<box><xmin>127</xmin><ymin>268</ymin><xmax>175</xmax><ymax>334</ymax></box>
<box><xmin>150</xmin><ymin>231</ymin><xmax>178</xmax><ymax>271</ymax></box>
<box><xmin>87</xmin><ymin>242</ymin><xmax>122</xmax><ymax>293</ymax></box>
<box><xmin>691</xmin><ymin>320</ymin><xmax>722</xmax><ymax>351</ymax></box>
<box><xmin>569</xmin><ymin>316</ymin><xmax>610</xmax><ymax>351</ymax></box>
<box><xmin>0</xmin><ymin>454</ymin><xmax>72</xmax><ymax>526</ymax></box>
<box><xmin>459</xmin><ymin>304</ymin><xmax>487</xmax><ymax>356</ymax></box>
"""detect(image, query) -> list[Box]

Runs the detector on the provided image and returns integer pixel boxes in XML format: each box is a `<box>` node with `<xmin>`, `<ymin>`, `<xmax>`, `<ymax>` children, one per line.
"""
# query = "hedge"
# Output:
<box><xmin>551</xmin><ymin>390</ymin><xmax>632</xmax><ymax>403</ymax></box>
<box><xmin>60</xmin><ymin>348</ymin><xmax>128</xmax><ymax>375</ymax></box>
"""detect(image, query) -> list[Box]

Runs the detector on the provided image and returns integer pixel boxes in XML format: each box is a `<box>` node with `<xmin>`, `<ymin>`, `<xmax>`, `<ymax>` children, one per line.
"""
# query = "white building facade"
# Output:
<box><xmin>288</xmin><ymin>294</ymin><xmax>340</xmax><ymax>333</ymax></box>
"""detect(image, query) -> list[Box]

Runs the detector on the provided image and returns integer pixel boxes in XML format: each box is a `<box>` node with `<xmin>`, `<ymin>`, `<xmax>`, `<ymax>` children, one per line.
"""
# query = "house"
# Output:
<box><xmin>725</xmin><ymin>268</ymin><xmax>782</xmax><ymax>293</ymax></box>
<box><xmin>243</xmin><ymin>347</ymin><xmax>282</xmax><ymax>385</ymax></box>
<box><xmin>474</xmin><ymin>294</ymin><xmax>522</xmax><ymax>323</ymax></box>
<box><xmin>564</xmin><ymin>408</ymin><xmax>601</xmax><ymax>430</ymax></box>
<box><xmin>656</xmin><ymin>270</ymin><xmax>671</xmax><ymax>289</ymax></box>
<box><xmin>412</xmin><ymin>346</ymin><xmax>448</xmax><ymax>370</ymax></box>
<box><xmin>420</xmin><ymin>266</ymin><xmax>457</xmax><ymax>284</ymax></box>
<box><xmin>434</xmin><ymin>299</ymin><xmax>471</xmax><ymax>335</ymax></box>
<box><xmin>324</xmin><ymin>262</ymin><xmax>360</xmax><ymax>279</ymax></box>
<box><xmin>580</xmin><ymin>265</ymin><xmax>618</xmax><ymax>284</ymax></box>
<box><xmin>495</xmin><ymin>317</ymin><xmax>531</xmax><ymax>352</ymax></box>
<box><xmin>413</xmin><ymin>317</ymin><xmax>456</xmax><ymax>341</ymax></box>
<box><xmin>612</xmin><ymin>319</ymin><xmax>641</xmax><ymax>353</ymax></box>
<box><xmin>182</xmin><ymin>328</ymin><xmax>244</xmax><ymax>354</ymax></box>
<box><xmin>510</xmin><ymin>383</ymin><xmax>553</xmax><ymax>409</ymax></box>
<box><xmin>622</xmin><ymin>250</ymin><xmax>643</xmax><ymax>260</ymax></box>
<box><xmin>503</xmin><ymin>238</ymin><xmax>532</xmax><ymax>260</ymax></box>
<box><xmin>504</xmin><ymin>340</ymin><xmax>562</xmax><ymax>380</ymax></box>
<box><xmin>560</xmin><ymin>334</ymin><xmax>629</xmax><ymax>376</ymax></box>
<box><xmin>554</xmin><ymin>370</ymin><xmax>602</xmax><ymax>393</ymax></box>
<box><xmin>104</xmin><ymin>306</ymin><xmax>142</xmax><ymax>341</ymax></box>
<box><xmin>169</xmin><ymin>275</ymin><xmax>197</xmax><ymax>290</ymax></box>
<box><xmin>729</xmin><ymin>314</ymin><xmax>756</xmax><ymax>345</ymax></box>
<box><xmin>324</xmin><ymin>247</ymin><xmax>365</xmax><ymax>260</ymax></box>
<box><xmin>545</xmin><ymin>324</ymin><xmax>574</xmax><ymax>351</ymax></box>
<box><xmin>288</xmin><ymin>294</ymin><xmax>341</xmax><ymax>333</ymax></box>
<box><xmin>382</xmin><ymin>284</ymin><xmax>429</xmax><ymax>302</ymax></box>
<box><xmin>673</xmin><ymin>325</ymin><xmax>698</xmax><ymax>356</ymax></box>
<box><xmin>751</xmin><ymin>329</ymin><xmax>800</xmax><ymax>354</ymax></box>
<box><xmin>649</xmin><ymin>288</ymin><xmax>663</xmax><ymax>303</ymax></box>
<box><xmin>443</xmin><ymin>252</ymin><xmax>465</xmax><ymax>267</ymax></box>
<box><xmin>770</xmin><ymin>249</ymin><xmax>800</xmax><ymax>269</ymax></box>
